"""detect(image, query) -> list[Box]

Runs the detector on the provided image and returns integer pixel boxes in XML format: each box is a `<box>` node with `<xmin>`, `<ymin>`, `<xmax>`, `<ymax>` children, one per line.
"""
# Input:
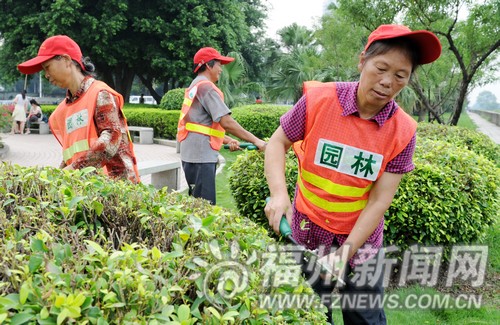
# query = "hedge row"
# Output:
<box><xmin>0</xmin><ymin>164</ymin><xmax>327</xmax><ymax>324</ymax></box>
<box><xmin>40</xmin><ymin>103</ymin><xmax>290</xmax><ymax>141</ymax></box>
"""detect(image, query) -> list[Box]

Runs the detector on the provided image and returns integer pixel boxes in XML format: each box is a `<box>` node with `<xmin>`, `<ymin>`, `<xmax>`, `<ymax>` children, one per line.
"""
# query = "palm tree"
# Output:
<box><xmin>218</xmin><ymin>52</ymin><xmax>265</xmax><ymax>108</ymax></box>
<box><xmin>266</xmin><ymin>24</ymin><xmax>325</xmax><ymax>103</ymax></box>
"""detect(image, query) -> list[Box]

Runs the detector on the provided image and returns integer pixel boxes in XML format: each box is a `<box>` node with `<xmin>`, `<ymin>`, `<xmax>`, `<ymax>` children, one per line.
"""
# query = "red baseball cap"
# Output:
<box><xmin>193</xmin><ymin>47</ymin><xmax>234</xmax><ymax>73</ymax></box>
<box><xmin>365</xmin><ymin>24</ymin><xmax>441</xmax><ymax>64</ymax></box>
<box><xmin>18</xmin><ymin>35</ymin><xmax>85</xmax><ymax>74</ymax></box>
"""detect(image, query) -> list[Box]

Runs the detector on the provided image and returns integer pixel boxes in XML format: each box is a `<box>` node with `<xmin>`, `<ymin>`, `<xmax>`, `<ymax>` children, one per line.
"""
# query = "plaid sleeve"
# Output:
<box><xmin>280</xmin><ymin>95</ymin><xmax>307</xmax><ymax>142</ymax></box>
<box><xmin>384</xmin><ymin>133</ymin><xmax>416</xmax><ymax>174</ymax></box>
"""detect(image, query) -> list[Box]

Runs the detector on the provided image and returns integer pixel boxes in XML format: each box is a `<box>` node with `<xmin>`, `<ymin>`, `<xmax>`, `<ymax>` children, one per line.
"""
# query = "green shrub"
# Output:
<box><xmin>229</xmin><ymin>149</ymin><xmax>298</xmax><ymax>230</ymax></box>
<box><xmin>229</xmin><ymin>132</ymin><xmax>499</xmax><ymax>255</ymax></box>
<box><xmin>160</xmin><ymin>88</ymin><xmax>185</xmax><ymax>110</ymax></box>
<box><xmin>0</xmin><ymin>164</ymin><xmax>327</xmax><ymax>324</ymax></box>
<box><xmin>417</xmin><ymin>122</ymin><xmax>499</xmax><ymax>166</ymax></box>
<box><xmin>0</xmin><ymin>105</ymin><xmax>12</xmax><ymax>134</ymax></box>
<box><xmin>231</xmin><ymin>105</ymin><xmax>291</xmax><ymax>139</ymax></box>
<box><xmin>123</xmin><ymin>108</ymin><xmax>179</xmax><ymax>139</ymax></box>
<box><xmin>386</xmin><ymin>138</ymin><xmax>499</xmax><ymax>253</ymax></box>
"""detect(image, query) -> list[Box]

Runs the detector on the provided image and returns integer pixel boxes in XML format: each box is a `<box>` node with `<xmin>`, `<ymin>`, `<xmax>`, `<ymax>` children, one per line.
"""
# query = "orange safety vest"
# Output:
<box><xmin>293</xmin><ymin>81</ymin><xmax>417</xmax><ymax>234</ymax></box>
<box><xmin>49</xmin><ymin>80</ymin><xmax>139</xmax><ymax>179</ymax></box>
<box><xmin>177</xmin><ymin>80</ymin><xmax>226</xmax><ymax>150</ymax></box>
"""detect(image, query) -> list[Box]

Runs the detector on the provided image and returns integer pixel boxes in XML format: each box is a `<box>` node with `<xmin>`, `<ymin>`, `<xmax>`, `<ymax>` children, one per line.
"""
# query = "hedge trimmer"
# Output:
<box><xmin>223</xmin><ymin>142</ymin><xmax>257</xmax><ymax>150</ymax></box>
<box><xmin>266</xmin><ymin>198</ymin><xmax>345</xmax><ymax>284</ymax></box>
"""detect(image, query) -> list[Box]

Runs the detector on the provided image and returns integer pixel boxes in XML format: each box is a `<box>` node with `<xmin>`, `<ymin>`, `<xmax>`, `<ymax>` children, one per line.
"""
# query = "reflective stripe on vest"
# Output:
<box><xmin>62</xmin><ymin>139</ymin><xmax>90</xmax><ymax>162</ymax></box>
<box><xmin>185</xmin><ymin>122</ymin><xmax>225</xmax><ymax>138</ymax></box>
<box><xmin>300</xmin><ymin>168</ymin><xmax>372</xmax><ymax>198</ymax></box>
<box><xmin>297</xmin><ymin>176</ymin><xmax>368</xmax><ymax>212</ymax></box>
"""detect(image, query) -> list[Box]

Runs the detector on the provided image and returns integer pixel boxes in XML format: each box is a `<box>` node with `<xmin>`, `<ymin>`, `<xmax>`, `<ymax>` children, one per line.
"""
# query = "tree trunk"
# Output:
<box><xmin>410</xmin><ymin>80</ymin><xmax>444</xmax><ymax>124</ymax></box>
<box><xmin>449</xmin><ymin>81</ymin><xmax>469</xmax><ymax>125</ymax></box>
<box><xmin>98</xmin><ymin>68</ymin><xmax>135</xmax><ymax>103</ymax></box>
<box><xmin>137</xmin><ymin>74</ymin><xmax>162</xmax><ymax>104</ymax></box>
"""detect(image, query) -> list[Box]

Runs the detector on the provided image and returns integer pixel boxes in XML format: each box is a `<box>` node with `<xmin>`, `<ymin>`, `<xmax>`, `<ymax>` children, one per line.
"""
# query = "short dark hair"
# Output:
<box><xmin>364</xmin><ymin>38</ymin><xmax>421</xmax><ymax>73</ymax></box>
<box><xmin>193</xmin><ymin>59</ymin><xmax>217</xmax><ymax>73</ymax></box>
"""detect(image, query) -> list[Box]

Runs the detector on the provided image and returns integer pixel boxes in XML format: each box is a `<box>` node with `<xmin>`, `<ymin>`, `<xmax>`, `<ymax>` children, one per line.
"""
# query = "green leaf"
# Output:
<box><xmin>10</xmin><ymin>312</ymin><xmax>35</xmax><ymax>325</ymax></box>
<box><xmin>92</xmin><ymin>200</ymin><xmax>104</xmax><ymax>215</ymax></box>
<box><xmin>202</xmin><ymin>214</ymin><xmax>216</xmax><ymax>227</ymax></box>
<box><xmin>31</xmin><ymin>239</ymin><xmax>48</xmax><ymax>252</ymax></box>
<box><xmin>29</xmin><ymin>255</ymin><xmax>44</xmax><ymax>273</ymax></box>
<box><xmin>0</xmin><ymin>294</ymin><xmax>20</xmax><ymax>310</ymax></box>
<box><xmin>19</xmin><ymin>282</ymin><xmax>30</xmax><ymax>304</ymax></box>
<box><xmin>206</xmin><ymin>307</ymin><xmax>221</xmax><ymax>319</ymax></box>
<box><xmin>40</xmin><ymin>307</ymin><xmax>50</xmax><ymax>319</ymax></box>
<box><xmin>85</xmin><ymin>240</ymin><xmax>107</xmax><ymax>256</ymax></box>
<box><xmin>177</xmin><ymin>304</ymin><xmax>191</xmax><ymax>321</ymax></box>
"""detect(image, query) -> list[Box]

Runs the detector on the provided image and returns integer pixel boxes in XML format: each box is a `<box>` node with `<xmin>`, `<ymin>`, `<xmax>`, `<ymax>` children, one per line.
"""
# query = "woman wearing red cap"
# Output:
<box><xmin>264</xmin><ymin>25</ymin><xmax>441</xmax><ymax>324</ymax></box>
<box><xmin>177</xmin><ymin>47</ymin><xmax>267</xmax><ymax>205</ymax></box>
<box><xmin>17</xmin><ymin>35</ymin><xmax>140</xmax><ymax>183</ymax></box>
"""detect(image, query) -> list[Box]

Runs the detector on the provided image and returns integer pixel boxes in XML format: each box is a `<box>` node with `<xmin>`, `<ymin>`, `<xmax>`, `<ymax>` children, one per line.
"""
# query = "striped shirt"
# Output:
<box><xmin>280</xmin><ymin>82</ymin><xmax>416</xmax><ymax>266</ymax></box>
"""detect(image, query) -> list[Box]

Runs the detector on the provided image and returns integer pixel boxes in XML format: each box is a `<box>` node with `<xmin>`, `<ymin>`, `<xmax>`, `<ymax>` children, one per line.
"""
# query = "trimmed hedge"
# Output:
<box><xmin>231</xmin><ymin>105</ymin><xmax>291</xmax><ymax>139</ymax></box>
<box><xmin>228</xmin><ymin>127</ymin><xmax>500</xmax><ymax>254</ymax></box>
<box><xmin>229</xmin><ymin>149</ymin><xmax>298</xmax><ymax>229</ymax></box>
<box><xmin>417</xmin><ymin>122</ymin><xmax>499</xmax><ymax>167</ymax></box>
<box><xmin>41</xmin><ymin>103</ymin><xmax>290</xmax><ymax>141</ymax></box>
<box><xmin>123</xmin><ymin>109</ymin><xmax>179</xmax><ymax>139</ymax></box>
<box><xmin>386</xmin><ymin>138</ymin><xmax>499</xmax><ymax>251</ymax></box>
<box><xmin>160</xmin><ymin>88</ymin><xmax>185</xmax><ymax>111</ymax></box>
<box><xmin>0</xmin><ymin>164</ymin><xmax>327</xmax><ymax>323</ymax></box>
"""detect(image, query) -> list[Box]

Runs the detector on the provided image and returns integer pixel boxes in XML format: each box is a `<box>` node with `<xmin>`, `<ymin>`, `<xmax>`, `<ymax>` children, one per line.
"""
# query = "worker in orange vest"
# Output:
<box><xmin>264</xmin><ymin>25</ymin><xmax>441</xmax><ymax>324</ymax></box>
<box><xmin>18</xmin><ymin>35</ymin><xmax>139</xmax><ymax>183</ymax></box>
<box><xmin>177</xmin><ymin>47</ymin><xmax>266</xmax><ymax>205</ymax></box>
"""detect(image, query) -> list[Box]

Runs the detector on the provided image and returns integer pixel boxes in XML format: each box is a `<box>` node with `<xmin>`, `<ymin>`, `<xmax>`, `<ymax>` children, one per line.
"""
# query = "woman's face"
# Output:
<box><xmin>357</xmin><ymin>48</ymin><xmax>412</xmax><ymax>111</ymax></box>
<box><xmin>41</xmin><ymin>55</ymin><xmax>71</xmax><ymax>89</ymax></box>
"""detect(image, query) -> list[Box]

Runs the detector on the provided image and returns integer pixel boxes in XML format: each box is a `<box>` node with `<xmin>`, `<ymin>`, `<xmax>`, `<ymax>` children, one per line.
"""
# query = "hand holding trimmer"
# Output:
<box><xmin>265</xmin><ymin>197</ymin><xmax>346</xmax><ymax>284</ymax></box>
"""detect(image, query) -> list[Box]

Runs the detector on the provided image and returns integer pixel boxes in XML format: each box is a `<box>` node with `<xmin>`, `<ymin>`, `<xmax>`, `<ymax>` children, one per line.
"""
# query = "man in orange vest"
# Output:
<box><xmin>264</xmin><ymin>25</ymin><xmax>441</xmax><ymax>324</ymax></box>
<box><xmin>177</xmin><ymin>47</ymin><xmax>266</xmax><ymax>205</ymax></box>
<box><xmin>17</xmin><ymin>35</ymin><xmax>140</xmax><ymax>183</ymax></box>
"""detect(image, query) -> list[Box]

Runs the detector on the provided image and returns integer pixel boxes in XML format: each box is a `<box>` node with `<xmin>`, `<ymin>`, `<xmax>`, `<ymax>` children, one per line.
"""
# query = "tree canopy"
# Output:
<box><xmin>0</xmin><ymin>0</ymin><xmax>267</xmax><ymax>102</ymax></box>
<box><xmin>324</xmin><ymin>0</ymin><xmax>500</xmax><ymax>125</ymax></box>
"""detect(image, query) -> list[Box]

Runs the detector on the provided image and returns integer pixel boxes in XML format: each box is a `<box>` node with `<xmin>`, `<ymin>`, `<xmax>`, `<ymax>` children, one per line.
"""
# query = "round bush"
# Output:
<box><xmin>159</xmin><ymin>88</ymin><xmax>185</xmax><ymax>110</ymax></box>
<box><xmin>231</xmin><ymin>104</ymin><xmax>291</xmax><ymax>139</ymax></box>
<box><xmin>0</xmin><ymin>163</ymin><xmax>327</xmax><ymax>323</ymax></box>
<box><xmin>417</xmin><ymin>122</ymin><xmax>499</xmax><ymax>166</ymax></box>
<box><xmin>229</xmin><ymin>149</ymin><xmax>298</xmax><ymax>229</ymax></box>
<box><xmin>386</xmin><ymin>138</ymin><xmax>499</xmax><ymax>252</ymax></box>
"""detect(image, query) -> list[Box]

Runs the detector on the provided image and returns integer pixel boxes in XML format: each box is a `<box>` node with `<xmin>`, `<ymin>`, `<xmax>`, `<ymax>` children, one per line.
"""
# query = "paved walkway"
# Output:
<box><xmin>467</xmin><ymin>111</ymin><xmax>500</xmax><ymax>144</ymax></box>
<box><xmin>0</xmin><ymin>132</ymin><xmax>188</xmax><ymax>191</ymax></box>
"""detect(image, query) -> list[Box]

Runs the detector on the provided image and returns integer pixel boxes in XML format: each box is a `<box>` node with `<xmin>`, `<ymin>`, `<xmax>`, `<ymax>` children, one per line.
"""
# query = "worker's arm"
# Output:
<box><xmin>264</xmin><ymin>126</ymin><xmax>294</xmax><ymax>232</ymax></box>
<box><xmin>219</xmin><ymin>115</ymin><xmax>267</xmax><ymax>151</ymax></box>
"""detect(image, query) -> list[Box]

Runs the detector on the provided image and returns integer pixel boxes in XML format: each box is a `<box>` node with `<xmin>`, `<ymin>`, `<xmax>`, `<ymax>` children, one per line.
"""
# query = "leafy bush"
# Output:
<box><xmin>160</xmin><ymin>88</ymin><xmax>185</xmax><ymax>110</ymax></box>
<box><xmin>229</xmin><ymin>150</ymin><xmax>298</xmax><ymax>231</ymax></box>
<box><xmin>231</xmin><ymin>105</ymin><xmax>291</xmax><ymax>139</ymax></box>
<box><xmin>0</xmin><ymin>164</ymin><xmax>327</xmax><ymax>324</ymax></box>
<box><xmin>123</xmin><ymin>108</ymin><xmax>180</xmax><ymax>139</ymax></box>
<box><xmin>386</xmin><ymin>138</ymin><xmax>499</xmax><ymax>253</ymax></box>
<box><xmin>228</xmin><ymin>130</ymin><xmax>499</xmax><ymax>255</ymax></box>
<box><xmin>417</xmin><ymin>122</ymin><xmax>499</xmax><ymax>166</ymax></box>
<box><xmin>0</xmin><ymin>105</ymin><xmax>12</xmax><ymax>134</ymax></box>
